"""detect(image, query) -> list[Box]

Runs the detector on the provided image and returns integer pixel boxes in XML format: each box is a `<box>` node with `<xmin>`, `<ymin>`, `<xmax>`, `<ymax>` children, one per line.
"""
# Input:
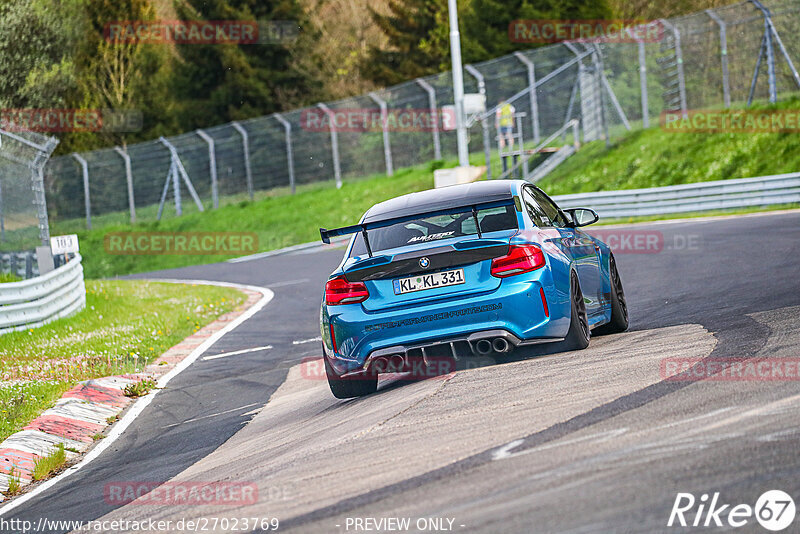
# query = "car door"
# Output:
<box><xmin>525</xmin><ymin>186</ymin><xmax>603</xmax><ymax>318</ymax></box>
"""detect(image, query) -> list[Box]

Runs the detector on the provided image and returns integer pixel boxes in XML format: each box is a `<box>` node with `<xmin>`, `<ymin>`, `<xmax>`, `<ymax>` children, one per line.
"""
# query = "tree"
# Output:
<box><xmin>74</xmin><ymin>0</ymin><xmax>174</xmax><ymax>150</ymax></box>
<box><xmin>461</xmin><ymin>0</ymin><xmax>612</xmax><ymax>64</ymax></box>
<box><xmin>289</xmin><ymin>0</ymin><xmax>389</xmax><ymax>101</ymax></box>
<box><xmin>171</xmin><ymin>0</ymin><xmax>315</xmax><ymax>128</ymax></box>
<box><xmin>0</xmin><ymin>0</ymin><xmax>79</xmax><ymax>110</ymax></box>
<box><xmin>362</xmin><ymin>0</ymin><xmax>614</xmax><ymax>85</ymax></box>
<box><xmin>361</xmin><ymin>0</ymin><xmax>449</xmax><ymax>86</ymax></box>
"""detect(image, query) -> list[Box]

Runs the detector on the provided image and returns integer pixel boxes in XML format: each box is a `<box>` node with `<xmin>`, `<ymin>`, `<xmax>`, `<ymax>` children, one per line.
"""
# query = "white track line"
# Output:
<box><xmin>162</xmin><ymin>402</ymin><xmax>261</xmax><ymax>429</ymax></box>
<box><xmin>293</xmin><ymin>336</ymin><xmax>322</xmax><ymax>345</ymax></box>
<box><xmin>0</xmin><ymin>279</ymin><xmax>274</xmax><ymax>516</ymax></box>
<box><xmin>202</xmin><ymin>345</ymin><xmax>272</xmax><ymax>361</ymax></box>
<box><xmin>227</xmin><ymin>236</ymin><xmax>349</xmax><ymax>263</ymax></box>
<box><xmin>267</xmin><ymin>279</ymin><xmax>309</xmax><ymax>288</ymax></box>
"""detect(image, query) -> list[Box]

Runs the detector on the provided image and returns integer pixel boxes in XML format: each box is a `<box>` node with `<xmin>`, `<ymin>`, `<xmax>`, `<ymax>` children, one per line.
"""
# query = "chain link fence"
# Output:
<box><xmin>0</xmin><ymin>129</ymin><xmax>59</xmax><ymax>271</ymax></box>
<box><xmin>42</xmin><ymin>0</ymin><xmax>800</xmax><ymax>229</ymax></box>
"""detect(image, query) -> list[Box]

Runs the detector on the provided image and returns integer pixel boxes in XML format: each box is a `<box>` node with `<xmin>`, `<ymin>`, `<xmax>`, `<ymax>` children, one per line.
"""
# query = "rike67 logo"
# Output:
<box><xmin>668</xmin><ymin>490</ymin><xmax>796</xmax><ymax>531</ymax></box>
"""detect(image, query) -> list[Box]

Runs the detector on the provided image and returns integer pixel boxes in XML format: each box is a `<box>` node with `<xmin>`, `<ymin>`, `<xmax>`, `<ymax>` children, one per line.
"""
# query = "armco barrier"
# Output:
<box><xmin>552</xmin><ymin>172</ymin><xmax>800</xmax><ymax>218</ymax></box>
<box><xmin>0</xmin><ymin>254</ymin><xmax>86</xmax><ymax>334</ymax></box>
<box><xmin>0</xmin><ymin>252</ymin><xmax>38</xmax><ymax>279</ymax></box>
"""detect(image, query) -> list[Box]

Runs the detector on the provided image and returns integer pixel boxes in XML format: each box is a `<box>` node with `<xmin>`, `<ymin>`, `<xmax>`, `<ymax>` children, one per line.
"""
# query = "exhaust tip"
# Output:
<box><xmin>373</xmin><ymin>357</ymin><xmax>389</xmax><ymax>373</ymax></box>
<box><xmin>388</xmin><ymin>354</ymin><xmax>405</xmax><ymax>373</ymax></box>
<box><xmin>475</xmin><ymin>339</ymin><xmax>493</xmax><ymax>355</ymax></box>
<box><xmin>492</xmin><ymin>338</ymin><xmax>510</xmax><ymax>353</ymax></box>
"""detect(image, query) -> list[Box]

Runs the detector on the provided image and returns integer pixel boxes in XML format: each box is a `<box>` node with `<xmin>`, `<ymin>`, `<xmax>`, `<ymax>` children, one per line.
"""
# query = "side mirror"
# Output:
<box><xmin>565</xmin><ymin>208</ymin><xmax>599</xmax><ymax>227</ymax></box>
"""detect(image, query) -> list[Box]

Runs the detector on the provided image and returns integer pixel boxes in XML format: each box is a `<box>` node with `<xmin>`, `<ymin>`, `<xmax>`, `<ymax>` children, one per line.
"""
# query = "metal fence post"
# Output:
<box><xmin>195</xmin><ymin>130</ymin><xmax>219</xmax><ymax>209</ymax></box>
<box><xmin>758</xmin><ymin>3</ymin><xmax>800</xmax><ymax>90</ymax></box>
<box><xmin>563</xmin><ymin>42</ymin><xmax>586</xmax><ymax>138</ymax></box>
<box><xmin>748</xmin><ymin>33</ymin><xmax>768</xmax><ymax>106</ymax></box>
<box><xmin>572</xmin><ymin>120</ymin><xmax>580</xmax><ymax>149</ymax></box>
<box><xmin>415</xmin><ymin>78</ymin><xmax>442</xmax><ymax>160</ymax></box>
<box><xmin>368</xmin><ymin>92</ymin><xmax>394</xmax><ymax>177</ymax></box>
<box><xmin>72</xmin><ymin>153</ymin><xmax>91</xmax><ymax>230</ymax></box>
<box><xmin>273</xmin><ymin>114</ymin><xmax>296</xmax><ymax>194</ymax></box>
<box><xmin>169</xmin><ymin>152</ymin><xmax>181</xmax><ymax>216</ymax></box>
<box><xmin>749</xmin><ymin>0</ymin><xmax>778</xmax><ymax>103</ymax></box>
<box><xmin>638</xmin><ymin>40</ymin><xmax>650</xmax><ymax>127</ymax></box>
<box><xmin>589</xmin><ymin>48</ymin><xmax>610</xmax><ymax>148</ymax></box>
<box><xmin>113</xmin><ymin>146</ymin><xmax>136</xmax><ymax>223</ymax></box>
<box><xmin>513</xmin><ymin>51</ymin><xmax>541</xmax><ymax>144</ymax></box>
<box><xmin>231</xmin><ymin>122</ymin><xmax>254</xmax><ymax>200</ymax></box>
<box><xmin>158</xmin><ymin>137</ymin><xmax>204</xmax><ymax>214</ymax></box>
<box><xmin>317</xmin><ymin>103</ymin><xmax>342</xmax><ymax>189</ymax></box>
<box><xmin>33</xmin><ymin>157</ymin><xmax>52</xmax><ymax>246</ymax></box>
<box><xmin>464</xmin><ymin>64</ymin><xmax>492</xmax><ymax>179</ymax></box>
<box><xmin>705</xmin><ymin>9</ymin><xmax>731</xmax><ymax>108</ymax></box>
<box><xmin>0</xmin><ymin>175</ymin><xmax>4</xmax><ymax>242</ymax></box>
<box><xmin>583</xmin><ymin>43</ymin><xmax>631</xmax><ymax>131</ymax></box>
<box><xmin>660</xmin><ymin>19</ymin><xmax>688</xmax><ymax>118</ymax></box>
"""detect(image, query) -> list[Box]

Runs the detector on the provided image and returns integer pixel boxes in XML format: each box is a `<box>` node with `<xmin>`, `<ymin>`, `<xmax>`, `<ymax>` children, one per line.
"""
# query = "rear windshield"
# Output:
<box><xmin>350</xmin><ymin>205</ymin><xmax>518</xmax><ymax>257</ymax></box>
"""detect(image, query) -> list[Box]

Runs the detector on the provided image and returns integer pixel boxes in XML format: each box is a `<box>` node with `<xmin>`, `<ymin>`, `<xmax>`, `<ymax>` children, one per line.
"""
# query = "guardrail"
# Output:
<box><xmin>1</xmin><ymin>251</ymin><xmax>38</xmax><ymax>279</ymax></box>
<box><xmin>552</xmin><ymin>172</ymin><xmax>800</xmax><ymax>218</ymax></box>
<box><xmin>0</xmin><ymin>254</ymin><xmax>86</xmax><ymax>334</ymax></box>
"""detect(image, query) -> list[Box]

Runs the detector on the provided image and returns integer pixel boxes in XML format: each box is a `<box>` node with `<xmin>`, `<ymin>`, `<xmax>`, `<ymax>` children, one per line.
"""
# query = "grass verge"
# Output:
<box><xmin>32</xmin><ymin>444</ymin><xmax>67</xmax><ymax>481</ymax></box>
<box><xmin>539</xmin><ymin>98</ymin><xmax>800</xmax><ymax>195</ymax></box>
<box><xmin>0</xmin><ymin>280</ymin><xmax>246</xmax><ymax>442</ymax></box>
<box><xmin>5</xmin><ymin>468</ymin><xmax>22</xmax><ymax>496</ymax></box>
<box><xmin>123</xmin><ymin>378</ymin><xmax>158</xmax><ymax>398</ymax></box>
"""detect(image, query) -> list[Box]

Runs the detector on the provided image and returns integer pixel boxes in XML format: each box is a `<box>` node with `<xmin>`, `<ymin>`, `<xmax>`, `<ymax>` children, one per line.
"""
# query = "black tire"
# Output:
<box><xmin>325</xmin><ymin>358</ymin><xmax>378</xmax><ymax>399</ymax></box>
<box><xmin>562</xmin><ymin>271</ymin><xmax>591</xmax><ymax>351</ymax></box>
<box><xmin>595</xmin><ymin>254</ymin><xmax>629</xmax><ymax>335</ymax></box>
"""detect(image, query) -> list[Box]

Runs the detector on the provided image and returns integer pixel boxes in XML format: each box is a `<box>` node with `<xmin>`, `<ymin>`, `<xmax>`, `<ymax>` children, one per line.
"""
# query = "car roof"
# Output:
<box><xmin>362</xmin><ymin>180</ymin><xmax>523</xmax><ymax>224</ymax></box>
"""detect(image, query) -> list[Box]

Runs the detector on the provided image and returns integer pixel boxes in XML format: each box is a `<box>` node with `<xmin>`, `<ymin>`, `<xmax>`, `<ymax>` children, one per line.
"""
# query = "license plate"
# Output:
<box><xmin>393</xmin><ymin>269</ymin><xmax>465</xmax><ymax>295</ymax></box>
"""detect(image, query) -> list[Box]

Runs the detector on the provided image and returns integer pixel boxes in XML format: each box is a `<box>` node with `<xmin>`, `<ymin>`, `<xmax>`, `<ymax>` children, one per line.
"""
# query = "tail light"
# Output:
<box><xmin>491</xmin><ymin>245</ymin><xmax>546</xmax><ymax>278</ymax></box>
<box><xmin>325</xmin><ymin>276</ymin><xmax>369</xmax><ymax>305</ymax></box>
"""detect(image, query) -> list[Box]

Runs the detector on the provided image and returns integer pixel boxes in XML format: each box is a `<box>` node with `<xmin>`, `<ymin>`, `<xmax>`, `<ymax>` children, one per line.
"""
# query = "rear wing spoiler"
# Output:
<box><xmin>319</xmin><ymin>198</ymin><xmax>517</xmax><ymax>257</ymax></box>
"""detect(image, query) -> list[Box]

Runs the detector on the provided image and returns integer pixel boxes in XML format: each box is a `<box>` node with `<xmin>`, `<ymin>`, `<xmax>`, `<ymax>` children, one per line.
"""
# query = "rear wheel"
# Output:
<box><xmin>562</xmin><ymin>271</ymin><xmax>590</xmax><ymax>351</ymax></box>
<box><xmin>325</xmin><ymin>358</ymin><xmax>378</xmax><ymax>399</ymax></box>
<box><xmin>595</xmin><ymin>254</ymin><xmax>628</xmax><ymax>335</ymax></box>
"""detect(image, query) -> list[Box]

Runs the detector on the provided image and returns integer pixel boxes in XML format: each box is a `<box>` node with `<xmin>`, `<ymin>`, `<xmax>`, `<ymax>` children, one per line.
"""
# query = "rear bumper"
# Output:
<box><xmin>341</xmin><ymin>328</ymin><xmax>562</xmax><ymax>378</ymax></box>
<box><xmin>323</xmin><ymin>269</ymin><xmax>570</xmax><ymax>375</ymax></box>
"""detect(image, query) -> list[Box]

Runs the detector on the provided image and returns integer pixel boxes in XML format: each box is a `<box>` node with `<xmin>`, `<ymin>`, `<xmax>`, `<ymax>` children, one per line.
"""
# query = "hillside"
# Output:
<box><xmin>67</xmin><ymin>98</ymin><xmax>800</xmax><ymax>278</ymax></box>
<box><xmin>539</xmin><ymin>99</ymin><xmax>800</xmax><ymax>195</ymax></box>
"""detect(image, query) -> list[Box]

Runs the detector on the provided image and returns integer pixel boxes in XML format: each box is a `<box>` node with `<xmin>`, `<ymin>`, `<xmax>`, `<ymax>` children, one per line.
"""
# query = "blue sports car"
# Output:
<box><xmin>319</xmin><ymin>180</ymin><xmax>627</xmax><ymax>398</ymax></box>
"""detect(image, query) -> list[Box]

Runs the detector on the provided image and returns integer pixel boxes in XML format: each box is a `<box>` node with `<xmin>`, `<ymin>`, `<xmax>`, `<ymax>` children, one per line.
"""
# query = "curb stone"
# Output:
<box><xmin>0</xmin><ymin>288</ymin><xmax>261</xmax><ymax>501</ymax></box>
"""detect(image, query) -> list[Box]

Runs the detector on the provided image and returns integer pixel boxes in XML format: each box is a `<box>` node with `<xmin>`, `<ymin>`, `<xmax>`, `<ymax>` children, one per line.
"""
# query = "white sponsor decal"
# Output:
<box><xmin>407</xmin><ymin>231</ymin><xmax>455</xmax><ymax>244</ymax></box>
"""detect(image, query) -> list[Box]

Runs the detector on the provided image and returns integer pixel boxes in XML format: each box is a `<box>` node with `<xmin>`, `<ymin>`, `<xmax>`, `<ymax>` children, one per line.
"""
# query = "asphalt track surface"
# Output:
<box><xmin>5</xmin><ymin>210</ymin><xmax>800</xmax><ymax>533</ymax></box>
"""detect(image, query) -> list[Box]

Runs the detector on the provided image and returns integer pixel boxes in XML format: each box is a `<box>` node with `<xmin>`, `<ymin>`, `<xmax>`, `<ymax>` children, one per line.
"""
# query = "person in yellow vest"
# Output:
<box><xmin>495</xmin><ymin>99</ymin><xmax>515</xmax><ymax>150</ymax></box>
